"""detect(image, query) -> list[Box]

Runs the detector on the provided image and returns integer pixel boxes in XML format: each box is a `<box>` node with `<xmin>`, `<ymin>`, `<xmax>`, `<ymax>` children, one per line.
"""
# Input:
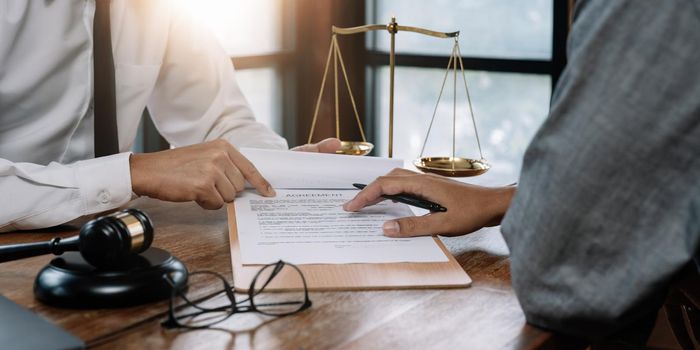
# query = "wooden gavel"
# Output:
<box><xmin>0</xmin><ymin>209</ymin><xmax>153</xmax><ymax>268</ymax></box>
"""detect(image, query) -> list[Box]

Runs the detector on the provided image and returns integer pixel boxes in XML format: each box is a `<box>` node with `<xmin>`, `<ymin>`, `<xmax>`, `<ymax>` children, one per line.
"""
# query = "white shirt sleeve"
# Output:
<box><xmin>146</xmin><ymin>1</ymin><xmax>288</xmax><ymax>150</ymax></box>
<box><xmin>0</xmin><ymin>153</ymin><xmax>133</xmax><ymax>232</ymax></box>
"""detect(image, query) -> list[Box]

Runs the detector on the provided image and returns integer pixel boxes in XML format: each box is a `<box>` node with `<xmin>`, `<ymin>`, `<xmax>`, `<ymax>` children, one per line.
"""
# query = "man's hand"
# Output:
<box><xmin>291</xmin><ymin>138</ymin><xmax>342</xmax><ymax>153</ymax></box>
<box><xmin>129</xmin><ymin>139</ymin><xmax>274</xmax><ymax>210</ymax></box>
<box><xmin>343</xmin><ymin>168</ymin><xmax>516</xmax><ymax>237</ymax></box>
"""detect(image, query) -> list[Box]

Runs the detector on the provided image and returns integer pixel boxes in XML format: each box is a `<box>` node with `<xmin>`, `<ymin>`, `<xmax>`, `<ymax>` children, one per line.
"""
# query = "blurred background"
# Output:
<box><xmin>134</xmin><ymin>0</ymin><xmax>574</xmax><ymax>183</ymax></box>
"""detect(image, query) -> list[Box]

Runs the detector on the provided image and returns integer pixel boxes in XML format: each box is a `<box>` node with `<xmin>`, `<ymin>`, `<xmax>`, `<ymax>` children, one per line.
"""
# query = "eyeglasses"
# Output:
<box><xmin>161</xmin><ymin>260</ymin><xmax>312</xmax><ymax>329</ymax></box>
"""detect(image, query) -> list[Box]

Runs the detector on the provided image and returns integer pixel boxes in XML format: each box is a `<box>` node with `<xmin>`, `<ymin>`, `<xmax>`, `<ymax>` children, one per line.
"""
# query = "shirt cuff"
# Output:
<box><xmin>74</xmin><ymin>152</ymin><xmax>133</xmax><ymax>215</ymax></box>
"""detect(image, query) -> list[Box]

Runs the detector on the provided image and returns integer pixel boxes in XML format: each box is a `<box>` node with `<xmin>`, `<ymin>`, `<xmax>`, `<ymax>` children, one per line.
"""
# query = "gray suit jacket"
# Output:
<box><xmin>501</xmin><ymin>0</ymin><xmax>700</xmax><ymax>340</ymax></box>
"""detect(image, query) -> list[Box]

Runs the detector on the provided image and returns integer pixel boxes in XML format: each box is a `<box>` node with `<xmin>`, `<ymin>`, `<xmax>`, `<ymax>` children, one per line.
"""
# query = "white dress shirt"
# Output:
<box><xmin>0</xmin><ymin>0</ymin><xmax>288</xmax><ymax>232</ymax></box>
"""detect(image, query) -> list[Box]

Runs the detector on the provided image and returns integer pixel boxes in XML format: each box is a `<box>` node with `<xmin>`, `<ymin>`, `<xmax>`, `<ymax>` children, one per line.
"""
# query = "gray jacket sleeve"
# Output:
<box><xmin>501</xmin><ymin>0</ymin><xmax>700</xmax><ymax>339</ymax></box>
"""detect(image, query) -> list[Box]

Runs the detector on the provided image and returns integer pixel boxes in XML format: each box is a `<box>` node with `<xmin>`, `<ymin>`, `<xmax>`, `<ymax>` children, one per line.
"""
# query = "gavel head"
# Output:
<box><xmin>78</xmin><ymin>209</ymin><xmax>154</xmax><ymax>268</ymax></box>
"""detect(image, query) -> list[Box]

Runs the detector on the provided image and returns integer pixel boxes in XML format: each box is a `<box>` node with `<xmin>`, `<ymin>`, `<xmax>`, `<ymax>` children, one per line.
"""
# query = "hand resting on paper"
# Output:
<box><xmin>290</xmin><ymin>138</ymin><xmax>342</xmax><ymax>153</ymax></box>
<box><xmin>343</xmin><ymin>168</ymin><xmax>516</xmax><ymax>237</ymax></box>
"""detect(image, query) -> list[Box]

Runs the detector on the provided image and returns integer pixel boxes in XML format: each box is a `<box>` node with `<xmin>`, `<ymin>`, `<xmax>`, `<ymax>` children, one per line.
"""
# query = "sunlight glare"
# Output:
<box><xmin>178</xmin><ymin>0</ymin><xmax>281</xmax><ymax>56</ymax></box>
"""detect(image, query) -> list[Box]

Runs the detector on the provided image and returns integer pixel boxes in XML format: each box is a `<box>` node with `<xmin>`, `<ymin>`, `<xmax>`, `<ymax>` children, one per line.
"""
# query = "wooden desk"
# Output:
<box><xmin>0</xmin><ymin>198</ymin><xmax>564</xmax><ymax>349</ymax></box>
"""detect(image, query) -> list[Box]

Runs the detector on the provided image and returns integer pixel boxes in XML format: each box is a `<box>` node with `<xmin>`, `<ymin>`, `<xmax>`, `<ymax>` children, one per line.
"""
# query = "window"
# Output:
<box><xmin>136</xmin><ymin>0</ymin><xmax>293</xmax><ymax>152</ymax></box>
<box><xmin>234</xmin><ymin>68</ymin><xmax>283</xmax><ymax>134</ymax></box>
<box><xmin>370</xmin><ymin>0</ymin><xmax>553</xmax><ymax>59</ymax></box>
<box><xmin>365</xmin><ymin>0</ymin><xmax>568</xmax><ymax>182</ymax></box>
<box><xmin>182</xmin><ymin>0</ymin><xmax>292</xmax><ymax>136</ymax></box>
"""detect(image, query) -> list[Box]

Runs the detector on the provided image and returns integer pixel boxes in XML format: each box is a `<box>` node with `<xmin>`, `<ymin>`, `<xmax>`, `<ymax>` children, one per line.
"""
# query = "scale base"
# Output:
<box><xmin>414</xmin><ymin>157</ymin><xmax>490</xmax><ymax>177</ymax></box>
<box><xmin>34</xmin><ymin>247</ymin><xmax>188</xmax><ymax>309</ymax></box>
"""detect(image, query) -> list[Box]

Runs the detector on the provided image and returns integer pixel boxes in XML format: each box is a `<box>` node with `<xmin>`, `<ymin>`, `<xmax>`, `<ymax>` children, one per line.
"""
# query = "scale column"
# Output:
<box><xmin>387</xmin><ymin>16</ymin><xmax>398</xmax><ymax>158</ymax></box>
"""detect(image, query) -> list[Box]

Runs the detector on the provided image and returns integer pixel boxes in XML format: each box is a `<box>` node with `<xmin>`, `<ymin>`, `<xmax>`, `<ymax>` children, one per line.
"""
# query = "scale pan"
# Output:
<box><xmin>413</xmin><ymin>157</ymin><xmax>490</xmax><ymax>177</ymax></box>
<box><xmin>336</xmin><ymin>141</ymin><xmax>374</xmax><ymax>156</ymax></box>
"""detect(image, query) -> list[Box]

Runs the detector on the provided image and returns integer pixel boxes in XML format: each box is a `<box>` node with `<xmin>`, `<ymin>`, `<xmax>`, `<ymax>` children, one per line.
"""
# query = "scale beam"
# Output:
<box><xmin>332</xmin><ymin>24</ymin><xmax>459</xmax><ymax>38</ymax></box>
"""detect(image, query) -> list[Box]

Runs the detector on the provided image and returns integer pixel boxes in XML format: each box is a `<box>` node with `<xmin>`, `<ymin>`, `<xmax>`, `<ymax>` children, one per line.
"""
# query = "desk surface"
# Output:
<box><xmin>0</xmin><ymin>198</ymin><xmax>562</xmax><ymax>349</ymax></box>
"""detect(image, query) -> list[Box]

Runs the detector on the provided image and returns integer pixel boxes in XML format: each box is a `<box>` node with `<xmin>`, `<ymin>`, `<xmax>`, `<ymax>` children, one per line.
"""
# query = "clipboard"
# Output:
<box><xmin>227</xmin><ymin>204</ymin><xmax>471</xmax><ymax>292</ymax></box>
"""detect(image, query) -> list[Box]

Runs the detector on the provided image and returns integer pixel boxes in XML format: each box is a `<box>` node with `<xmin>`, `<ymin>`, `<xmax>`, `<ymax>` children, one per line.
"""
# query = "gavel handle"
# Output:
<box><xmin>0</xmin><ymin>236</ymin><xmax>79</xmax><ymax>263</ymax></box>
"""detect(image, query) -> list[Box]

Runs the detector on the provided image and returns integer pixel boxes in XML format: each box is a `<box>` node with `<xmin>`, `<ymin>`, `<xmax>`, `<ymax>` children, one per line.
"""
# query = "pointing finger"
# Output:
<box><xmin>224</xmin><ymin>143</ymin><xmax>275</xmax><ymax>197</ymax></box>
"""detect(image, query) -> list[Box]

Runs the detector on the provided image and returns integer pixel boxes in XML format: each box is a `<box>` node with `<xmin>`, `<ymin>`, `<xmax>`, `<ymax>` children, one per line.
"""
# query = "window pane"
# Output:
<box><xmin>372</xmin><ymin>67</ymin><xmax>550</xmax><ymax>183</ymax></box>
<box><xmin>181</xmin><ymin>0</ymin><xmax>284</xmax><ymax>56</ymax></box>
<box><xmin>235</xmin><ymin>68</ymin><xmax>282</xmax><ymax>134</ymax></box>
<box><xmin>368</xmin><ymin>0</ymin><xmax>552</xmax><ymax>60</ymax></box>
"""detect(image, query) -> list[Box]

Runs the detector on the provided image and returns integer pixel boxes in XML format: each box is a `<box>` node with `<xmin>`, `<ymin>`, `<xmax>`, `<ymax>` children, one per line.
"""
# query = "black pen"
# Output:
<box><xmin>352</xmin><ymin>183</ymin><xmax>447</xmax><ymax>212</ymax></box>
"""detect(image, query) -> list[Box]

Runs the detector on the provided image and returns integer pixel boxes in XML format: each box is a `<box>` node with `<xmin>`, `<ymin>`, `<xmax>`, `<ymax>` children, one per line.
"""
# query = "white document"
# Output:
<box><xmin>235</xmin><ymin>189</ymin><xmax>448</xmax><ymax>265</ymax></box>
<box><xmin>240</xmin><ymin>148</ymin><xmax>403</xmax><ymax>189</ymax></box>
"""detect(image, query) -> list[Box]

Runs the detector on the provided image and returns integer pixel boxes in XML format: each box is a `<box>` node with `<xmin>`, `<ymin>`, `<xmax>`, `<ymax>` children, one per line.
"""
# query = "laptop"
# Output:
<box><xmin>0</xmin><ymin>295</ymin><xmax>84</xmax><ymax>350</ymax></box>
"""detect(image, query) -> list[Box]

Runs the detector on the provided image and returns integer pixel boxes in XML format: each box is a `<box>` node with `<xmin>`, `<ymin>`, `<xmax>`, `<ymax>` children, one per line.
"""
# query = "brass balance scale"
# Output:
<box><xmin>307</xmin><ymin>17</ymin><xmax>490</xmax><ymax>177</ymax></box>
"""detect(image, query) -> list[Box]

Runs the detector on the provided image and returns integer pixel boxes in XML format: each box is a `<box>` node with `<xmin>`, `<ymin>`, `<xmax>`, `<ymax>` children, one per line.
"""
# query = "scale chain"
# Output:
<box><xmin>456</xmin><ymin>43</ymin><xmax>485</xmax><ymax>161</ymax></box>
<box><xmin>334</xmin><ymin>36</ymin><xmax>367</xmax><ymax>142</ymax></box>
<box><xmin>307</xmin><ymin>35</ymin><xmax>336</xmax><ymax>144</ymax></box>
<box><xmin>418</xmin><ymin>39</ymin><xmax>485</xmax><ymax>164</ymax></box>
<box><xmin>308</xmin><ymin>34</ymin><xmax>368</xmax><ymax>144</ymax></box>
<box><xmin>419</xmin><ymin>45</ymin><xmax>456</xmax><ymax>158</ymax></box>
